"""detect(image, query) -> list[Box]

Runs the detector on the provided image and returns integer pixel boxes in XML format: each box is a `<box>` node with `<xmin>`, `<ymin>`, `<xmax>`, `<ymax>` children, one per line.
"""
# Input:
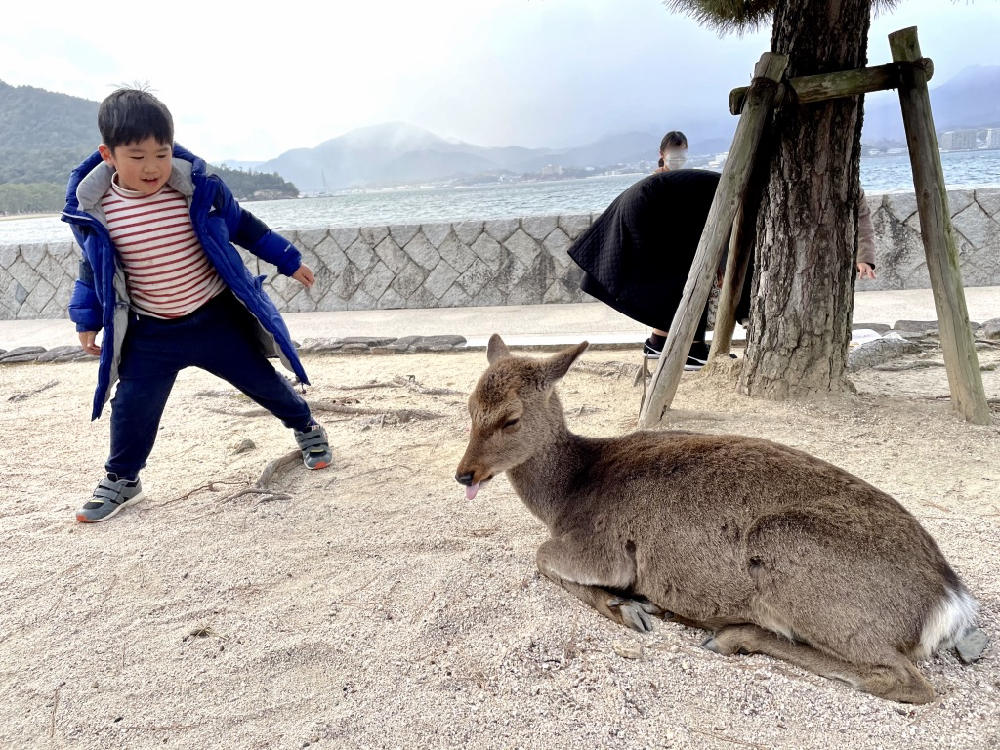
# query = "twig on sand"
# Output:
<box><xmin>160</xmin><ymin>480</ymin><xmax>244</xmax><ymax>507</ymax></box>
<box><xmin>256</xmin><ymin>450</ymin><xmax>300</xmax><ymax>489</ymax></box>
<box><xmin>917</xmin><ymin>395</ymin><xmax>1000</xmax><ymax>405</ymax></box>
<box><xmin>393</xmin><ymin>374</ymin><xmax>463</xmax><ymax>396</ymax></box>
<box><xmin>206</xmin><ymin>401</ymin><xmax>442</xmax><ymax>422</ymax></box>
<box><xmin>872</xmin><ymin>361</ymin><xmax>945</xmax><ymax>371</ymax></box>
<box><xmin>574</xmin><ymin>361</ymin><xmax>641</xmax><ymax>380</ymax></box>
<box><xmin>410</xmin><ymin>591</ymin><xmax>438</xmax><ymax>624</ymax></box>
<box><xmin>335</xmin><ymin>575</ymin><xmax>379</xmax><ymax>603</ymax></box>
<box><xmin>340</xmin><ymin>465</ymin><xmax>414</xmax><ymax>482</ymax></box>
<box><xmin>221</xmin><ymin>487</ymin><xmax>292</xmax><ymax>503</ymax></box>
<box><xmin>327</xmin><ymin>380</ymin><xmax>395</xmax><ymax>391</ymax></box>
<box><xmin>687</xmin><ymin>727</ymin><xmax>770</xmax><ymax>749</ymax></box>
<box><xmin>310</xmin><ymin>400</ymin><xmax>442</xmax><ymax>422</ymax></box>
<box><xmin>49</xmin><ymin>684</ymin><xmax>62</xmax><ymax>738</ymax></box>
<box><xmin>331</xmin><ymin>375</ymin><xmax>462</xmax><ymax>396</ymax></box>
<box><xmin>8</xmin><ymin>380</ymin><xmax>59</xmax><ymax>402</ymax></box>
<box><xmin>919</xmin><ymin>499</ymin><xmax>952</xmax><ymax>513</ymax></box>
<box><xmin>563</xmin><ymin>612</ymin><xmax>580</xmax><ymax>663</ymax></box>
<box><xmin>165</xmin><ymin>450</ymin><xmax>299</xmax><ymax>518</ymax></box>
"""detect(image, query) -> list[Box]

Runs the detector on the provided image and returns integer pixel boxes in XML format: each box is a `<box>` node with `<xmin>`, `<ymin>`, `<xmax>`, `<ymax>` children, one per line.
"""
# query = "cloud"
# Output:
<box><xmin>3</xmin><ymin>0</ymin><xmax>998</xmax><ymax>160</ymax></box>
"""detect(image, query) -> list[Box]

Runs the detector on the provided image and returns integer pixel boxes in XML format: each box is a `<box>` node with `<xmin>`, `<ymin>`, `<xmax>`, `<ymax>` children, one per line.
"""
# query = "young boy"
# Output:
<box><xmin>63</xmin><ymin>88</ymin><xmax>332</xmax><ymax>523</ymax></box>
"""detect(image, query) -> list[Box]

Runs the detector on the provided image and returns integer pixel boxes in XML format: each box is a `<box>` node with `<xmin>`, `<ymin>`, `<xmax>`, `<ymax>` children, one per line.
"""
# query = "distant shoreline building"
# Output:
<box><xmin>940</xmin><ymin>129</ymin><xmax>978</xmax><ymax>151</ymax></box>
<box><xmin>987</xmin><ymin>129</ymin><xmax>1000</xmax><ymax>150</ymax></box>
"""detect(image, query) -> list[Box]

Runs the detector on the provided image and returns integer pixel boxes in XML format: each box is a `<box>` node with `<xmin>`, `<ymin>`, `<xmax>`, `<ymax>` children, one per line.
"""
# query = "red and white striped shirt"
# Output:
<box><xmin>102</xmin><ymin>178</ymin><xmax>226</xmax><ymax>318</ymax></box>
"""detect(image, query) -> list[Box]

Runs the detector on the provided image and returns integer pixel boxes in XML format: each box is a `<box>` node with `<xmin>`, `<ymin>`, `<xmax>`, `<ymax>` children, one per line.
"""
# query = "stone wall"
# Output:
<box><xmin>253</xmin><ymin>215</ymin><xmax>594</xmax><ymax>314</ymax></box>
<box><xmin>867</xmin><ymin>188</ymin><xmax>1000</xmax><ymax>290</ymax></box>
<box><xmin>1</xmin><ymin>188</ymin><xmax>998</xmax><ymax>320</ymax></box>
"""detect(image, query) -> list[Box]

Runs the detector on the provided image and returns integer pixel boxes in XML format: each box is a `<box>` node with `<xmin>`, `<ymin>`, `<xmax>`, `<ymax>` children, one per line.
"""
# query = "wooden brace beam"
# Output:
<box><xmin>729</xmin><ymin>58</ymin><xmax>934</xmax><ymax>115</ymax></box>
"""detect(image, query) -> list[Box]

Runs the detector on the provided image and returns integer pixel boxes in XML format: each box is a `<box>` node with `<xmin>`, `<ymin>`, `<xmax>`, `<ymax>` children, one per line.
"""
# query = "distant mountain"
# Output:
<box><xmin>206</xmin><ymin>163</ymin><xmax>298</xmax><ymax>201</ymax></box>
<box><xmin>863</xmin><ymin>65</ymin><xmax>1000</xmax><ymax>141</ymax></box>
<box><xmin>256</xmin><ymin>124</ymin><xmax>673</xmax><ymax>190</ymax></box>
<box><xmin>0</xmin><ymin>81</ymin><xmax>300</xmax><ymax>213</ymax></box>
<box><xmin>216</xmin><ymin>159</ymin><xmax>267</xmax><ymax>171</ymax></box>
<box><xmin>515</xmin><ymin>132</ymin><xmax>658</xmax><ymax>174</ymax></box>
<box><xmin>688</xmin><ymin>137</ymin><xmax>733</xmax><ymax>156</ymax></box>
<box><xmin>373</xmin><ymin>150</ymin><xmax>502</xmax><ymax>185</ymax></box>
<box><xmin>0</xmin><ymin>80</ymin><xmax>99</xmax><ymax>187</ymax></box>
<box><xmin>0</xmin><ymin>80</ymin><xmax>98</xmax><ymax>152</ymax></box>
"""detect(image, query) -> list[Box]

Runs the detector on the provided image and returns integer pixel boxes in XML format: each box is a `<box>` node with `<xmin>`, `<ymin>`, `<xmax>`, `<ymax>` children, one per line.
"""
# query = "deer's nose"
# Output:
<box><xmin>455</xmin><ymin>472</ymin><xmax>475</xmax><ymax>486</ymax></box>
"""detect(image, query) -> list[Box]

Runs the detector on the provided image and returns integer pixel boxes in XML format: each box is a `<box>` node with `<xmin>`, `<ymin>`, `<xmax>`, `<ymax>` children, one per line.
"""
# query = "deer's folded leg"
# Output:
<box><xmin>703</xmin><ymin>623</ymin><xmax>936</xmax><ymax>704</ymax></box>
<box><xmin>536</xmin><ymin>532</ymin><xmax>664</xmax><ymax>632</ymax></box>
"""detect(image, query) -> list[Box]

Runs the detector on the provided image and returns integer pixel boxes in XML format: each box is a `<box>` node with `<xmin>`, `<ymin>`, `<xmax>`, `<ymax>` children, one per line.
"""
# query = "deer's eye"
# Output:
<box><xmin>503</xmin><ymin>418</ymin><xmax>520</xmax><ymax>429</ymax></box>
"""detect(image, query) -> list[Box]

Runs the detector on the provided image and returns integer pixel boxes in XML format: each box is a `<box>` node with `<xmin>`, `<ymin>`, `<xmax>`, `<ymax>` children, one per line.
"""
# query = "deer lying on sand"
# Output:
<box><xmin>455</xmin><ymin>335</ymin><xmax>987</xmax><ymax>704</ymax></box>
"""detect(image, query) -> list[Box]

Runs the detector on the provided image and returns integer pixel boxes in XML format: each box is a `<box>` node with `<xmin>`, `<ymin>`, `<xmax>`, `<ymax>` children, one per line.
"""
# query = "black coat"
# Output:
<box><xmin>569</xmin><ymin>169</ymin><xmax>746</xmax><ymax>333</ymax></box>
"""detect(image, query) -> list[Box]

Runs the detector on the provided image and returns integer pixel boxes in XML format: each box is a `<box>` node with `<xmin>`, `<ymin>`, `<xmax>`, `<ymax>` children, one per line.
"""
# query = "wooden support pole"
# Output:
<box><xmin>889</xmin><ymin>26</ymin><xmax>991</xmax><ymax>425</ymax></box>
<box><xmin>709</xmin><ymin>146</ymin><xmax>769</xmax><ymax>362</ymax></box>
<box><xmin>729</xmin><ymin>59</ymin><xmax>934</xmax><ymax>115</ymax></box>
<box><xmin>707</xmin><ymin>206</ymin><xmax>751</xmax><ymax>361</ymax></box>
<box><xmin>638</xmin><ymin>53</ymin><xmax>787</xmax><ymax>428</ymax></box>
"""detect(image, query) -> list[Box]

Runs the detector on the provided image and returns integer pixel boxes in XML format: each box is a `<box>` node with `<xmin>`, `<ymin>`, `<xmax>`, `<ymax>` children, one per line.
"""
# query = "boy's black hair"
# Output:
<box><xmin>98</xmin><ymin>88</ymin><xmax>174</xmax><ymax>151</ymax></box>
<box><xmin>659</xmin><ymin>130</ymin><xmax>688</xmax><ymax>152</ymax></box>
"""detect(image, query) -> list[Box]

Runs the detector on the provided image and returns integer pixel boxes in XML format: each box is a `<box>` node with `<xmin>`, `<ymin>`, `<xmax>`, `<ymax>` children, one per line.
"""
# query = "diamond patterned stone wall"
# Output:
<box><xmin>0</xmin><ymin>241</ymin><xmax>78</xmax><ymax>320</ymax></box>
<box><xmin>2</xmin><ymin>192</ymin><xmax>998</xmax><ymax>320</ymax></box>
<box><xmin>866</xmin><ymin>189</ymin><xmax>1000</xmax><ymax>290</ymax></box>
<box><xmin>258</xmin><ymin>214</ymin><xmax>602</xmax><ymax>314</ymax></box>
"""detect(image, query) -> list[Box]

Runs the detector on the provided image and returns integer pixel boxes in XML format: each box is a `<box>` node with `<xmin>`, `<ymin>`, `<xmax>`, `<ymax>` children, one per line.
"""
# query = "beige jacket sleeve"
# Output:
<box><xmin>857</xmin><ymin>188</ymin><xmax>876</xmax><ymax>268</ymax></box>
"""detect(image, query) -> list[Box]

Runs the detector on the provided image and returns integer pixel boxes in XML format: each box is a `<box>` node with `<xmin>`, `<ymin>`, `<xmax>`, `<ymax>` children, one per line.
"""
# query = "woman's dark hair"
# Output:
<box><xmin>659</xmin><ymin>130</ymin><xmax>688</xmax><ymax>152</ymax></box>
<box><xmin>98</xmin><ymin>88</ymin><xmax>174</xmax><ymax>151</ymax></box>
<box><xmin>657</xmin><ymin>157</ymin><xmax>665</xmax><ymax>168</ymax></box>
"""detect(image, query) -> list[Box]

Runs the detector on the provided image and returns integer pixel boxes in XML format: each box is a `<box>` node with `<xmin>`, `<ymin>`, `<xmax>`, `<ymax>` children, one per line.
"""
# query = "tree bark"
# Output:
<box><xmin>739</xmin><ymin>0</ymin><xmax>872</xmax><ymax>399</ymax></box>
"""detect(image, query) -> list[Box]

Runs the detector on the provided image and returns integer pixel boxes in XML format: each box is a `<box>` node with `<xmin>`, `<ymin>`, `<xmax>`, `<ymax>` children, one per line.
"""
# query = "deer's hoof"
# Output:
<box><xmin>701</xmin><ymin>634</ymin><xmax>748</xmax><ymax>656</ymax></box>
<box><xmin>635</xmin><ymin>600</ymin><xmax>666</xmax><ymax>617</ymax></box>
<box><xmin>617</xmin><ymin>602</ymin><xmax>655</xmax><ymax>633</ymax></box>
<box><xmin>701</xmin><ymin>636</ymin><xmax>723</xmax><ymax>654</ymax></box>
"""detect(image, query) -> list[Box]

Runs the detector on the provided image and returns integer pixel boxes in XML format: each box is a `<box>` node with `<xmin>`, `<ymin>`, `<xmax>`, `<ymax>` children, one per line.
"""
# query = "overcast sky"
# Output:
<box><xmin>3</xmin><ymin>0</ymin><xmax>998</xmax><ymax>160</ymax></box>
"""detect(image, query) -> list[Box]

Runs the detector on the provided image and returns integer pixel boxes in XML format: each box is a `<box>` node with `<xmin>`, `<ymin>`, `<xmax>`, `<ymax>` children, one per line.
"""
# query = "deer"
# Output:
<box><xmin>455</xmin><ymin>335</ymin><xmax>988</xmax><ymax>704</ymax></box>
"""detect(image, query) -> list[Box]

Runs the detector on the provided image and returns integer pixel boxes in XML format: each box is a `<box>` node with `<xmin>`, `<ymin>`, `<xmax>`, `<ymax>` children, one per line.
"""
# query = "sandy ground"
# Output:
<box><xmin>2</xmin><ymin>344</ymin><xmax>999</xmax><ymax>750</ymax></box>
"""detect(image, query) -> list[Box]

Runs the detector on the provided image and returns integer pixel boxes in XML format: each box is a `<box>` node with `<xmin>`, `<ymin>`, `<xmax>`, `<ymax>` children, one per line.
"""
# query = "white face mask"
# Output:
<box><xmin>665</xmin><ymin>155</ymin><xmax>687</xmax><ymax>170</ymax></box>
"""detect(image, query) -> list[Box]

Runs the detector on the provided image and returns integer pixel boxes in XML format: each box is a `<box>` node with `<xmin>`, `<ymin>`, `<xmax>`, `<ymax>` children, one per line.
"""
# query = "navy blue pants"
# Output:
<box><xmin>106</xmin><ymin>291</ymin><xmax>313</xmax><ymax>479</ymax></box>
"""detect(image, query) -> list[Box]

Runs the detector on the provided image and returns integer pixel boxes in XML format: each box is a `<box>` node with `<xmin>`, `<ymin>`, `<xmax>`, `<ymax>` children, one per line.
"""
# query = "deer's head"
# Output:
<box><xmin>455</xmin><ymin>334</ymin><xmax>588</xmax><ymax>499</ymax></box>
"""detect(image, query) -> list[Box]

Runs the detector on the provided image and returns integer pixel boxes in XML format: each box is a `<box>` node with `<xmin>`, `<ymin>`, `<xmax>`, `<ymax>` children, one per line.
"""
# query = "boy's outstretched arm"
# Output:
<box><xmin>211</xmin><ymin>175</ymin><xmax>307</xmax><ymax>279</ymax></box>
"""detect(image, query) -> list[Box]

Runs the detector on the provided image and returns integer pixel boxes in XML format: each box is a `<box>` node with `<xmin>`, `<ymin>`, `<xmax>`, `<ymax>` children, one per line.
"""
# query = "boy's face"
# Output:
<box><xmin>99</xmin><ymin>137</ymin><xmax>172</xmax><ymax>195</ymax></box>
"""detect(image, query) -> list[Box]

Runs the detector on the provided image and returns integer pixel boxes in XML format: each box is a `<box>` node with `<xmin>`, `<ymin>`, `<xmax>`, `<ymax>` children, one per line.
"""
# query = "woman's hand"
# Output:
<box><xmin>857</xmin><ymin>262</ymin><xmax>876</xmax><ymax>280</ymax></box>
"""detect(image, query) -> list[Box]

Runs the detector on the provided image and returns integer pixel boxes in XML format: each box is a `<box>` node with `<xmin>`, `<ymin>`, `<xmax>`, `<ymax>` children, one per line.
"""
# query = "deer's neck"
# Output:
<box><xmin>506</xmin><ymin>426</ymin><xmax>591</xmax><ymax>530</ymax></box>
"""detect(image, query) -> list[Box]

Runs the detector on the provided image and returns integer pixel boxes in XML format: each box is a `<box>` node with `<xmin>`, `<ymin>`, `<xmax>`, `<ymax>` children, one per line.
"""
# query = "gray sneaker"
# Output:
<box><xmin>294</xmin><ymin>424</ymin><xmax>332</xmax><ymax>470</ymax></box>
<box><xmin>77</xmin><ymin>474</ymin><xmax>145</xmax><ymax>523</ymax></box>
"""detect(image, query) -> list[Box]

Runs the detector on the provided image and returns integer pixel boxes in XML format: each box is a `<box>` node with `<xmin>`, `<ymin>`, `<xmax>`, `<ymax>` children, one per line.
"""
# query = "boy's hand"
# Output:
<box><xmin>292</xmin><ymin>265</ymin><xmax>315</xmax><ymax>288</ymax></box>
<box><xmin>78</xmin><ymin>331</ymin><xmax>101</xmax><ymax>356</ymax></box>
<box><xmin>857</xmin><ymin>262</ymin><xmax>876</xmax><ymax>280</ymax></box>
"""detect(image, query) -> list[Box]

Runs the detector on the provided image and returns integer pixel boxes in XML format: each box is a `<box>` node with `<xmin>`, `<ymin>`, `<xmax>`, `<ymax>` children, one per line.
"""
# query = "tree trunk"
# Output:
<box><xmin>738</xmin><ymin>0</ymin><xmax>871</xmax><ymax>399</ymax></box>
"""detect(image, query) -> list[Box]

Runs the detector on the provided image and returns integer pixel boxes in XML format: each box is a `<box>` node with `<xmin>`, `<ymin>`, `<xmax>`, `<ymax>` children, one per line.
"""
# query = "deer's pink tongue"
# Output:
<box><xmin>465</xmin><ymin>482</ymin><xmax>481</xmax><ymax>501</ymax></box>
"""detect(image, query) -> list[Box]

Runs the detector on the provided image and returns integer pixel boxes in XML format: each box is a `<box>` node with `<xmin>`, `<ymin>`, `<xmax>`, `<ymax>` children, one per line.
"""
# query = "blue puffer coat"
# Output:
<box><xmin>63</xmin><ymin>144</ymin><xmax>309</xmax><ymax>420</ymax></box>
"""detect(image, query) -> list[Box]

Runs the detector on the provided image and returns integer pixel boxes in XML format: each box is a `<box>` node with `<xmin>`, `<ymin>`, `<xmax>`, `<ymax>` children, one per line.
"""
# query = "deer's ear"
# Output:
<box><xmin>487</xmin><ymin>333</ymin><xmax>511</xmax><ymax>364</ymax></box>
<box><xmin>539</xmin><ymin>341</ymin><xmax>588</xmax><ymax>389</ymax></box>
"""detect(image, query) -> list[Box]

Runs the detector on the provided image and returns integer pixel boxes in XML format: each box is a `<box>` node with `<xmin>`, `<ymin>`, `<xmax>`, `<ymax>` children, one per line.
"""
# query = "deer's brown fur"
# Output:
<box><xmin>455</xmin><ymin>335</ymin><xmax>983</xmax><ymax>704</ymax></box>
